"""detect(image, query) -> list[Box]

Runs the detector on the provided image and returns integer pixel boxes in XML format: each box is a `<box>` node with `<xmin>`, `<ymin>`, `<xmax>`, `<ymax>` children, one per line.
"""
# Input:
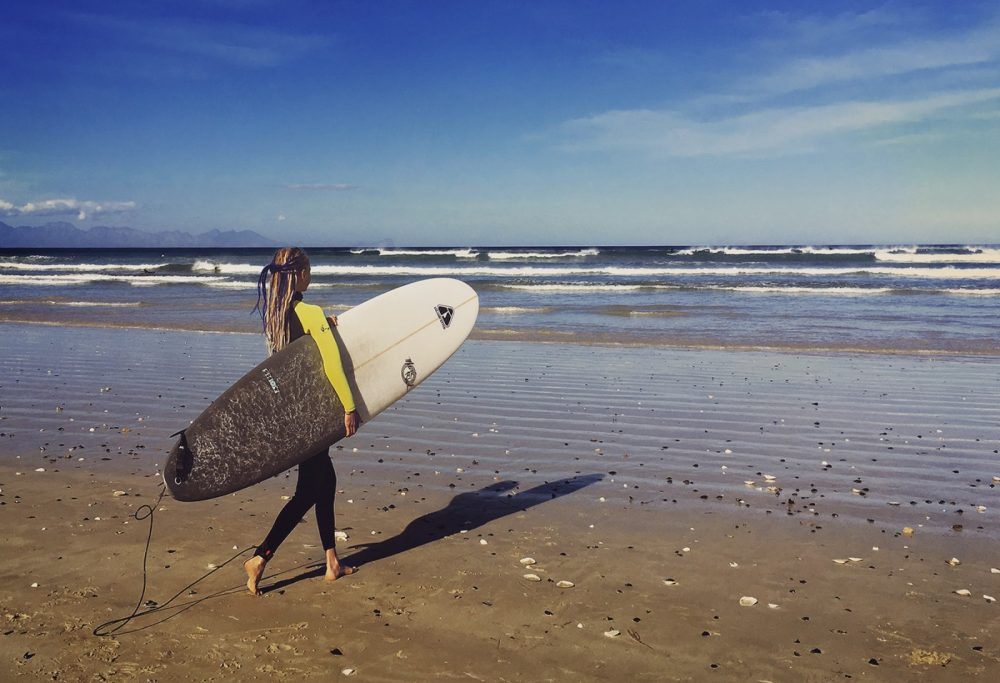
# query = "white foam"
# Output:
<box><xmin>0</xmin><ymin>299</ymin><xmax>140</xmax><ymax>306</ymax></box>
<box><xmin>53</xmin><ymin>300</ymin><xmax>142</xmax><ymax>307</ymax></box>
<box><xmin>941</xmin><ymin>287</ymin><xmax>1000</xmax><ymax>296</ymax></box>
<box><xmin>482</xmin><ymin>306</ymin><xmax>551</xmax><ymax>314</ymax></box>
<box><xmin>485</xmin><ymin>248</ymin><xmax>601</xmax><ymax>260</ymax></box>
<box><xmin>192</xmin><ymin>260</ymin><xmax>222</xmax><ymax>271</ymax></box>
<box><xmin>875</xmin><ymin>247</ymin><xmax>1000</xmax><ymax>263</ymax></box>
<box><xmin>0</xmin><ymin>261</ymin><xmax>170</xmax><ymax>272</ymax></box>
<box><xmin>711</xmin><ymin>286</ymin><xmax>896</xmax><ymax>295</ymax></box>
<box><xmin>362</xmin><ymin>248</ymin><xmax>479</xmax><ymax>258</ymax></box>
<box><xmin>499</xmin><ymin>283</ymin><xmax>650</xmax><ymax>293</ymax></box>
<box><xmin>675</xmin><ymin>246</ymin><xmax>877</xmax><ymax>256</ymax></box>
<box><xmin>0</xmin><ymin>273</ymin><xmax>226</xmax><ymax>286</ymax></box>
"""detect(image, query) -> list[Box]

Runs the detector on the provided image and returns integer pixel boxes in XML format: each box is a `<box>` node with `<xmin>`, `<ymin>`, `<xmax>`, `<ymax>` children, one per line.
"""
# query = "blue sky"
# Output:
<box><xmin>1</xmin><ymin>0</ymin><xmax>999</xmax><ymax>246</ymax></box>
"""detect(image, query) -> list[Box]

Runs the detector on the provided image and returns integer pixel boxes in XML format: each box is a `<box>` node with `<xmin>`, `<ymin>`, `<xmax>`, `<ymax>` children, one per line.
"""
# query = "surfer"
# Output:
<box><xmin>243</xmin><ymin>247</ymin><xmax>359</xmax><ymax>595</ymax></box>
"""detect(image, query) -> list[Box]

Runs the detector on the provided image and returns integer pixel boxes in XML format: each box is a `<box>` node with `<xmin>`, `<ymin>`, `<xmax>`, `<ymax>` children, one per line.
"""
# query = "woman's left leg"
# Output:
<box><xmin>245</xmin><ymin>450</ymin><xmax>331</xmax><ymax>594</ymax></box>
<box><xmin>301</xmin><ymin>451</ymin><xmax>355</xmax><ymax>580</ymax></box>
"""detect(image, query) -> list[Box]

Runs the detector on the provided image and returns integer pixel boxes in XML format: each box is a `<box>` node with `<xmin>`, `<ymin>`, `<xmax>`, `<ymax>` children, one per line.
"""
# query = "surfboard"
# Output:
<box><xmin>163</xmin><ymin>278</ymin><xmax>478</xmax><ymax>501</ymax></box>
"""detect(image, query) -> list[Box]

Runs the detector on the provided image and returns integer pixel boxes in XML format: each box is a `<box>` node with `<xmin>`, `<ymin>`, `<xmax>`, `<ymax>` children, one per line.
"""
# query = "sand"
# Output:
<box><xmin>1</xmin><ymin>323</ymin><xmax>998</xmax><ymax>681</ymax></box>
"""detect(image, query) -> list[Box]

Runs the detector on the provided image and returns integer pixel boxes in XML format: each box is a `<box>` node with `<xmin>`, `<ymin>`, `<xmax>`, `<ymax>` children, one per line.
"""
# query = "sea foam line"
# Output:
<box><xmin>0</xmin><ymin>261</ymin><xmax>172</xmax><ymax>272</ymax></box>
<box><xmin>0</xmin><ymin>273</ymin><xmax>226</xmax><ymax>286</ymax></box>
<box><xmin>676</xmin><ymin>246</ymin><xmax>877</xmax><ymax>256</ymax></box>
<box><xmin>874</xmin><ymin>248</ymin><xmax>1000</xmax><ymax>263</ymax></box>
<box><xmin>5</xmin><ymin>263</ymin><xmax>999</xmax><ymax>282</ymax></box>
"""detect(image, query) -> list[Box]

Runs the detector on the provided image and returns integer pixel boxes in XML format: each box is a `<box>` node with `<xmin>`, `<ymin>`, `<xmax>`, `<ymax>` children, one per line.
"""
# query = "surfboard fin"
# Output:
<box><xmin>170</xmin><ymin>429</ymin><xmax>193</xmax><ymax>485</ymax></box>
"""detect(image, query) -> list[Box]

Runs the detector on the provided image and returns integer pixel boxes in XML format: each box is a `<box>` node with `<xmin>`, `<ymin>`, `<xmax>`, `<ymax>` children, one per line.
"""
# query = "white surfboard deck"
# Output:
<box><xmin>334</xmin><ymin>277</ymin><xmax>479</xmax><ymax>422</ymax></box>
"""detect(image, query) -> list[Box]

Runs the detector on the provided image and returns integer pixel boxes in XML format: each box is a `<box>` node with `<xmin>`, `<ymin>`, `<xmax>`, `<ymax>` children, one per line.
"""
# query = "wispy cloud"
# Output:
<box><xmin>67</xmin><ymin>12</ymin><xmax>329</xmax><ymax>69</ymax></box>
<box><xmin>557</xmin><ymin>9</ymin><xmax>1000</xmax><ymax>159</ymax></box>
<box><xmin>748</xmin><ymin>22</ymin><xmax>1000</xmax><ymax>97</ymax></box>
<box><xmin>560</xmin><ymin>88</ymin><xmax>1000</xmax><ymax>158</ymax></box>
<box><xmin>283</xmin><ymin>183</ymin><xmax>359</xmax><ymax>191</ymax></box>
<box><xmin>0</xmin><ymin>197</ymin><xmax>137</xmax><ymax>221</ymax></box>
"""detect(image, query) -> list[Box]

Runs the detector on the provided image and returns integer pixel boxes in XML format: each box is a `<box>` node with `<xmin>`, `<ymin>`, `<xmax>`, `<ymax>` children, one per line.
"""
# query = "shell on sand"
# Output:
<box><xmin>556</xmin><ymin>580</ymin><xmax>575</xmax><ymax>589</ymax></box>
<box><xmin>604</xmin><ymin>629</ymin><xmax>621</xmax><ymax>638</ymax></box>
<box><xmin>739</xmin><ymin>596</ymin><xmax>758</xmax><ymax>607</ymax></box>
<box><xmin>954</xmin><ymin>589</ymin><xmax>972</xmax><ymax>597</ymax></box>
<box><xmin>520</xmin><ymin>557</ymin><xmax>536</xmax><ymax>565</ymax></box>
<box><xmin>523</xmin><ymin>573</ymin><xmax>542</xmax><ymax>582</ymax></box>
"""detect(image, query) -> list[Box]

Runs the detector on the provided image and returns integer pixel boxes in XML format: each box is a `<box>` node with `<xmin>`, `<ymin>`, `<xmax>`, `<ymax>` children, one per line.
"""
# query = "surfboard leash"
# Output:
<box><xmin>92</xmin><ymin>484</ymin><xmax>255</xmax><ymax>637</ymax></box>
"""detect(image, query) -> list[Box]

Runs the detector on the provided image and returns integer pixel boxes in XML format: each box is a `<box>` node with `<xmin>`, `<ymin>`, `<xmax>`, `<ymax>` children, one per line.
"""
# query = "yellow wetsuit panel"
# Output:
<box><xmin>293</xmin><ymin>301</ymin><xmax>356</xmax><ymax>413</ymax></box>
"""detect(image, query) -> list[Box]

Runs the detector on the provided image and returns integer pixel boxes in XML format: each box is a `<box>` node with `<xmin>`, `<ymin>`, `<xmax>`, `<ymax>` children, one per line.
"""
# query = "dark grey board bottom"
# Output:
<box><xmin>164</xmin><ymin>336</ymin><xmax>345</xmax><ymax>501</ymax></box>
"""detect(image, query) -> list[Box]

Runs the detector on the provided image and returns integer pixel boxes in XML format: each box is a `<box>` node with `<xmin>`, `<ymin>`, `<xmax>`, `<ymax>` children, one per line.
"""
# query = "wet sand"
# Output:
<box><xmin>1</xmin><ymin>323</ymin><xmax>998</xmax><ymax>680</ymax></box>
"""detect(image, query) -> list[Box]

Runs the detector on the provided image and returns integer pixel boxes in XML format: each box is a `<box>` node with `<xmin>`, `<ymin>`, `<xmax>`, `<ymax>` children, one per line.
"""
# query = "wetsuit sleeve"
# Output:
<box><xmin>293</xmin><ymin>302</ymin><xmax>356</xmax><ymax>413</ymax></box>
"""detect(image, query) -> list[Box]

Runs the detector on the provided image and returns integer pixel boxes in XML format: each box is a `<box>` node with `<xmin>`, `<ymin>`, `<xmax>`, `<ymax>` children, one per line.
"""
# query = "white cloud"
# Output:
<box><xmin>560</xmin><ymin>88</ymin><xmax>1000</xmax><ymax>158</ymax></box>
<box><xmin>0</xmin><ymin>197</ymin><xmax>137</xmax><ymax>220</ymax></box>
<box><xmin>284</xmin><ymin>183</ymin><xmax>359</xmax><ymax>191</ymax></box>
<box><xmin>556</xmin><ymin>9</ymin><xmax>1000</xmax><ymax>161</ymax></box>
<box><xmin>67</xmin><ymin>12</ymin><xmax>329</xmax><ymax>69</ymax></box>
<box><xmin>749</xmin><ymin>24</ymin><xmax>1000</xmax><ymax>97</ymax></box>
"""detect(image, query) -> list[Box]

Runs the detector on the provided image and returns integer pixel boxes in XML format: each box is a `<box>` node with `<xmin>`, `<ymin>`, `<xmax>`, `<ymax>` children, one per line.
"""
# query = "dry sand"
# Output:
<box><xmin>1</xmin><ymin>323</ymin><xmax>998</xmax><ymax>681</ymax></box>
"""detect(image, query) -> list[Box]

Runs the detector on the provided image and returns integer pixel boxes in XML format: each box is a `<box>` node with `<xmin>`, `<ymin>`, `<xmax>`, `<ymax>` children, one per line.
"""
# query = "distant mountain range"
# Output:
<box><xmin>0</xmin><ymin>221</ymin><xmax>277</xmax><ymax>248</ymax></box>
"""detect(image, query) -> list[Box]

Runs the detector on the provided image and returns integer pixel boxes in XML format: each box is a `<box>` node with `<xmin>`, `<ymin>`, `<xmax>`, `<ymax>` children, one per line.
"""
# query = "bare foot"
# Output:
<box><xmin>324</xmin><ymin>548</ymin><xmax>356</xmax><ymax>582</ymax></box>
<box><xmin>324</xmin><ymin>563</ymin><xmax>356</xmax><ymax>582</ymax></box>
<box><xmin>244</xmin><ymin>555</ymin><xmax>266</xmax><ymax>595</ymax></box>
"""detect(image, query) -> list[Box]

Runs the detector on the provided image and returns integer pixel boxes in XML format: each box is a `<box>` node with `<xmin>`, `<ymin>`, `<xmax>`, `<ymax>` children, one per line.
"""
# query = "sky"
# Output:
<box><xmin>1</xmin><ymin>0</ymin><xmax>999</xmax><ymax>246</ymax></box>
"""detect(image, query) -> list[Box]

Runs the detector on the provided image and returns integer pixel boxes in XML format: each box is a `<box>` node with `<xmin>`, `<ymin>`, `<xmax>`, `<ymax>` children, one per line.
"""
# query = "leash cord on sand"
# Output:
<box><xmin>92</xmin><ymin>486</ymin><xmax>254</xmax><ymax>637</ymax></box>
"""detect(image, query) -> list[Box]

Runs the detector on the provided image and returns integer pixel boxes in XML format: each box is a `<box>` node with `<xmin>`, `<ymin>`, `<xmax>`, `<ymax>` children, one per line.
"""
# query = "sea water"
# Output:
<box><xmin>1</xmin><ymin>244</ymin><xmax>998</xmax><ymax>353</ymax></box>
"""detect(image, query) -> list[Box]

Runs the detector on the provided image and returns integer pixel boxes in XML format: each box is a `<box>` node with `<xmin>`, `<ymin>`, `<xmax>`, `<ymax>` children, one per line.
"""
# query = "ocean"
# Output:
<box><xmin>1</xmin><ymin>244</ymin><xmax>998</xmax><ymax>354</ymax></box>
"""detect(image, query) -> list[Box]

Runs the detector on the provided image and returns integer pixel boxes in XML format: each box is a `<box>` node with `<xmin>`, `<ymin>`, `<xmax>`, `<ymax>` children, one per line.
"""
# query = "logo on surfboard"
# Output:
<box><xmin>435</xmin><ymin>304</ymin><xmax>454</xmax><ymax>329</ymax></box>
<box><xmin>401</xmin><ymin>358</ymin><xmax>417</xmax><ymax>387</ymax></box>
<box><xmin>262</xmin><ymin>368</ymin><xmax>280</xmax><ymax>394</ymax></box>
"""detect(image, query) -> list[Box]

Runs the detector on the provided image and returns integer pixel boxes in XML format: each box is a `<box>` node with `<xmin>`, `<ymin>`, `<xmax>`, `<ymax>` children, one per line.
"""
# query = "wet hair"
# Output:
<box><xmin>253</xmin><ymin>247</ymin><xmax>310</xmax><ymax>355</ymax></box>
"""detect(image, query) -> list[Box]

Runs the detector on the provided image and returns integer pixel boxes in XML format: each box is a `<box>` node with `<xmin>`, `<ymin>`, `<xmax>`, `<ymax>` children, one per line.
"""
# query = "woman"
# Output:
<box><xmin>243</xmin><ymin>247</ymin><xmax>359</xmax><ymax>595</ymax></box>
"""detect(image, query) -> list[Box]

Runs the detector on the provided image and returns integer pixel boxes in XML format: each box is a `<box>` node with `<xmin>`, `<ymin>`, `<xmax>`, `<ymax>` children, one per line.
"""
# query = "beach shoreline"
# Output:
<box><xmin>1</xmin><ymin>323</ymin><xmax>998</xmax><ymax>680</ymax></box>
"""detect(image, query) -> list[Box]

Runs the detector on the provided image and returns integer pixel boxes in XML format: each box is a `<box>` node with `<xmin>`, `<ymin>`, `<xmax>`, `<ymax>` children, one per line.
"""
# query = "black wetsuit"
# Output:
<box><xmin>254</xmin><ymin>448</ymin><xmax>336</xmax><ymax>559</ymax></box>
<box><xmin>254</xmin><ymin>293</ymin><xmax>347</xmax><ymax>560</ymax></box>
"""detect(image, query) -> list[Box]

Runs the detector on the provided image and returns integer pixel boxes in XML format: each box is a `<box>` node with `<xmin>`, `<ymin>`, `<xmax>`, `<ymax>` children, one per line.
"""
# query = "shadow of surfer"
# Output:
<box><xmin>261</xmin><ymin>473</ymin><xmax>604</xmax><ymax>594</ymax></box>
